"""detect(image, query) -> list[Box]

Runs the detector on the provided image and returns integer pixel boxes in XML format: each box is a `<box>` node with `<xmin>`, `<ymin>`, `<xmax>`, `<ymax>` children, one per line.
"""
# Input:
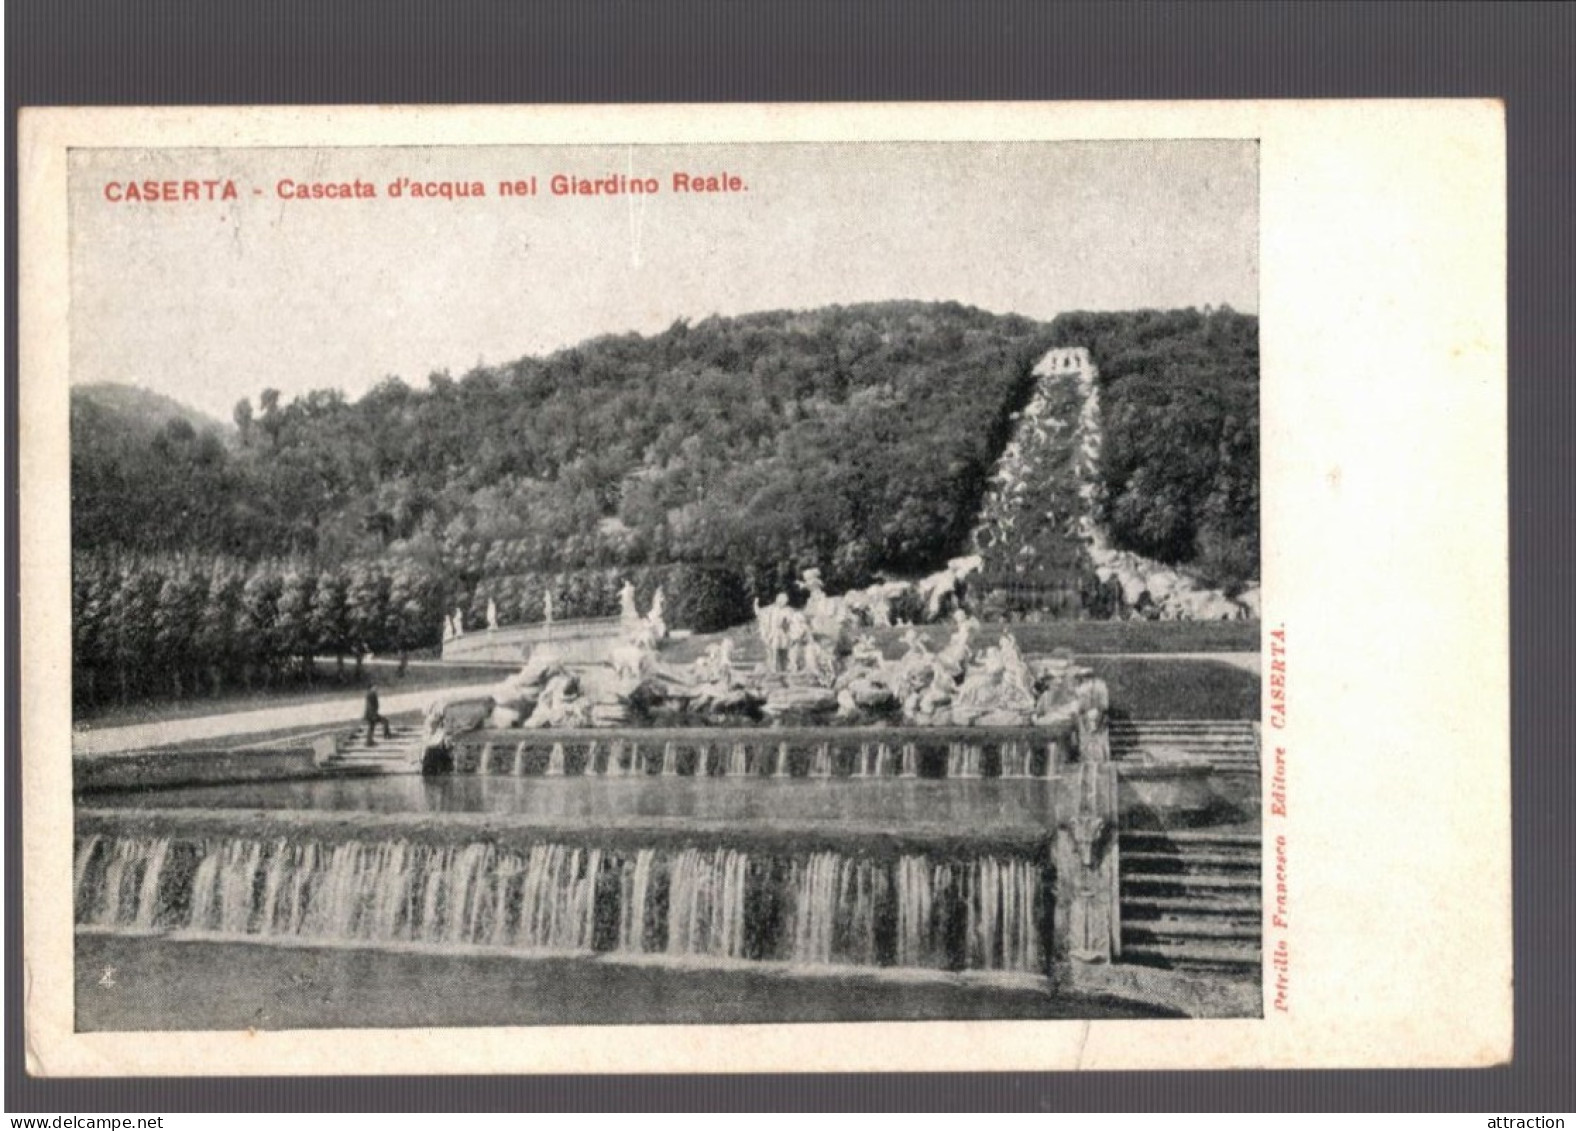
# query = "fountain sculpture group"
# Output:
<box><xmin>423</xmin><ymin>569</ymin><xmax>1112</xmax><ymax>761</ymax></box>
<box><xmin>73</xmin><ymin>569</ymin><xmax>1131</xmax><ymax>1007</ymax></box>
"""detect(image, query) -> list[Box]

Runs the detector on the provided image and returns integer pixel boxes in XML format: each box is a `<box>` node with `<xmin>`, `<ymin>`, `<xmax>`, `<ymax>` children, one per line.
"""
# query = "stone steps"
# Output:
<box><xmin>1127</xmin><ymin>830</ymin><xmax>1260</xmax><ymax>847</ymax></box>
<box><xmin>1124</xmin><ymin>894</ymin><xmax>1262</xmax><ymax>916</ymax></box>
<box><xmin>1122</xmin><ymin>850</ymin><xmax>1260</xmax><ymax>872</ymax></box>
<box><xmin>1119</xmin><ymin>828</ymin><xmax>1262</xmax><ymax>974</ymax></box>
<box><xmin>323</xmin><ymin>724</ymin><xmax>425</xmax><ymax>774</ymax></box>
<box><xmin>1120</xmin><ymin>941</ymin><xmax>1263</xmax><ymax>970</ymax></box>
<box><xmin>1110</xmin><ymin>719</ymin><xmax>1260</xmax><ymax>776</ymax></box>
<box><xmin>1123</xmin><ymin>918</ymin><xmax>1262</xmax><ymax>941</ymax></box>
<box><xmin>1123</xmin><ymin>871</ymin><xmax>1261</xmax><ymax>892</ymax></box>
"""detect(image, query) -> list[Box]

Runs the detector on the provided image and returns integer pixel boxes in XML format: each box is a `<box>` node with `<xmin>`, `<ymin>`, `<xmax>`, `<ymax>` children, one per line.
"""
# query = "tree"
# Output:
<box><xmin>274</xmin><ymin>569</ymin><xmax>319</xmax><ymax>676</ymax></box>
<box><xmin>72</xmin><ymin>556</ymin><xmax>114</xmax><ymax>708</ymax></box>
<box><xmin>152</xmin><ymin>568</ymin><xmax>206</xmax><ymax>698</ymax></box>
<box><xmin>108</xmin><ymin>563</ymin><xmax>164</xmax><ymax>701</ymax></box>
<box><xmin>386</xmin><ymin>561</ymin><xmax>442</xmax><ymax>671</ymax></box>
<box><xmin>233</xmin><ymin>397</ymin><xmax>254</xmax><ymax>447</ymax></box>
<box><xmin>258</xmin><ymin>387</ymin><xmax>283</xmax><ymax>449</ymax></box>
<box><xmin>240</xmin><ymin>567</ymin><xmax>283</xmax><ymax>687</ymax></box>
<box><xmin>195</xmin><ymin>563</ymin><xmax>247</xmax><ymax>694</ymax></box>
<box><xmin>345</xmin><ymin>563</ymin><xmax>391</xmax><ymax>672</ymax></box>
<box><xmin>308</xmin><ymin>567</ymin><xmax>351</xmax><ymax>676</ymax></box>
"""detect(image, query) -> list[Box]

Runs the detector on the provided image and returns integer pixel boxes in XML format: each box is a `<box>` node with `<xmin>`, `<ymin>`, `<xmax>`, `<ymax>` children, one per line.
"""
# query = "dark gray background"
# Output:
<box><xmin>7</xmin><ymin>0</ymin><xmax>1572</xmax><ymax>1112</ymax></box>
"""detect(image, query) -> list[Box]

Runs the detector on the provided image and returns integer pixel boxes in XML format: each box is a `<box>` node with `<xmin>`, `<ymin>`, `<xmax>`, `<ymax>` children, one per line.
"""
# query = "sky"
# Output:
<box><xmin>69</xmin><ymin>140</ymin><xmax>1258</xmax><ymax>422</ymax></box>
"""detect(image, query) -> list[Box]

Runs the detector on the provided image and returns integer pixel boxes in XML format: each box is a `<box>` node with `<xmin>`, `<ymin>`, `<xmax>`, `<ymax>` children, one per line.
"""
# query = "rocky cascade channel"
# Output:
<box><xmin>971</xmin><ymin>346</ymin><xmax>1258</xmax><ymax>622</ymax></box>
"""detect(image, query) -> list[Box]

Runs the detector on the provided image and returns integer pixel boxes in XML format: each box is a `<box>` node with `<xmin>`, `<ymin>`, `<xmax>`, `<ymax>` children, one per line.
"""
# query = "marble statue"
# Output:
<box><xmin>755</xmin><ymin>593</ymin><xmax>792</xmax><ymax>673</ymax></box>
<box><xmin>646</xmin><ymin>587</ymin><xmax>667</xmax><ymax>642</ymax></box>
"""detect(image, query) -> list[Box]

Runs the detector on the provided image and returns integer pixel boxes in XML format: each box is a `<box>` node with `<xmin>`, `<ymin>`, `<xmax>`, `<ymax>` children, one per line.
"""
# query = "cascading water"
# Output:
<box><xmin>963</xmin><ymin>855</ymin><xmax>1043</xmax><ymax>971</ymax></box>
<box><xmin>876</xmin><ymin>743</ymin><xmax>894</xmax><ymax>777</ymax></box>
<box><xmin>664</xmin><ymin>848</ymin><xmax>748</xmax><ymax>959</ymax></box>
<box><xmin>617</xmin><ymin>848</ymin><xmax>657</xmax><ymax>952</ymax></box>
<box><xmin>788</xmin><ymin>853</ymin><xmax>883</xmax><ymax>966</ymax></box>
<box><xmin>727</xmin><ymin>744</ymin><xmax>750</xmax><ymax>777</ymax></box>
<box><xmin>998</xmin><ymin>741</ymin><xmax>1029</xmax><ymax>779</ymax></box>
<box><xmin>73</xmin><ymin>832</ymin><xmax>102</xmax><ymax>901</ymax></box>
<box><xmin>900</xmin><ymin>743</ymin><xmax>918</xmax><ymax>779</ymax></box>
<box><xmin>773</xmin><ymin>744</ymin><xmax>790</xmax><ymax>779</ymax></box>
<box><xmin>810</xmin><ymin>743</ymin><xmax>833</xmax><ymax>779</ymax></box>
<box><xmin>1044</xmin><ymin>738</ymin><xmax>1065</xmax><ymax>779</ymax></box>
<box><xmin>947</xmin><ymin>743</ymin><xmax>982</xmax><ymax>779</ymax></box>
<box><xmin>896</xmin><ymin>856</ymin><xmax>942</xmax><ymax>968</ymax></box>
<box><xmin>545</xmin><ymin>743</ymin><xmax>566</xmax><ymax>777</ymax></box>
<box><xmin>512</xmin><ymin>742</ymin><xmax>528</xmax><ymax>776</ymax></box>
<box><xmin>661</xmin><ymin>742</ymin><xmax>678</xmax><ymax>777</ymax></box>
<box><xmin>855</xmin><ymin>744</ymin><xmax>872</xmax><ymax>778</ymax></box>
<box><xmin>75</xmin><ymin>832</ymin><xmax>1047</xmax><ymax>974</ymax></box>
<box><xmin>89</xmin><ymin>831</ymin><xmax>143</xmax><ymax>932</ymax></box>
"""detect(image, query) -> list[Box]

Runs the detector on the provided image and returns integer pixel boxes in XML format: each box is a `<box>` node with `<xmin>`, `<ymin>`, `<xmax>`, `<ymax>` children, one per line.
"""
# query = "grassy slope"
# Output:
<box><xmin>662</xmin><ymin>619</ymin><xmax>1260</xmax><ymax>664</ymax></box>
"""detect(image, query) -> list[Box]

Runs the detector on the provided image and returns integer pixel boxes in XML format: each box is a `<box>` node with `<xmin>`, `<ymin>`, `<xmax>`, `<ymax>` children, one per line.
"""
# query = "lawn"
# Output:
<box><xmin>1084</xmin><ymin>657</ymin><xmax>1260</xmax><ymax>720</ymax></box>
<box><xmin>661</xmin><ymin>618</ymin><xmax>1260</xmax><ymax>665</ymax></box>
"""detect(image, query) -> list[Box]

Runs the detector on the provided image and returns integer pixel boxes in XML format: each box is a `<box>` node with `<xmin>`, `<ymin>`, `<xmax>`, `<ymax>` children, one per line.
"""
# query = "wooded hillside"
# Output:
<box><xmin>70</xmin><ymin>301</ymin><xmax>1259</xmax><ymax>697</ymax></box>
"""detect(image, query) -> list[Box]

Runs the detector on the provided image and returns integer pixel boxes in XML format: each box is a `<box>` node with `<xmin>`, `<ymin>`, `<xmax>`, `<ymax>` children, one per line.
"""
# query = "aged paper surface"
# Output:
<box><xmin>21</xmin><ymin>102</ymin><xmax>1509</xmax><ymax>1073</ymax></box>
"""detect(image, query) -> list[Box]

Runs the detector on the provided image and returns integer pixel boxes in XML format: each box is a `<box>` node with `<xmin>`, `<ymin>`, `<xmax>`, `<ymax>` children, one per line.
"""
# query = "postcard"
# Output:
<box><xmin>19</xmin><ymin>101</ymin><xmax>1509</xmax><ymax>1073</ymax></box>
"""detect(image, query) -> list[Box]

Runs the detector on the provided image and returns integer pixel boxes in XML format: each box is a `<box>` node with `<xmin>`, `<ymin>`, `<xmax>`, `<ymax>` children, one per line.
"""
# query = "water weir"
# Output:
<box><xmin>444</xmin><ymin>726</ymin><xmax>1072</xmax><ymax>780</ymax></box>
<box><xmin>75</xmin><ymin>825</ymin><xmax>1050</xmax><ymax>974</ymax></box>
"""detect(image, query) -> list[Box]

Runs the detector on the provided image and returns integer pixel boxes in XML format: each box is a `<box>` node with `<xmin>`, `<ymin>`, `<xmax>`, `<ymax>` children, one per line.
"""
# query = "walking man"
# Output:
<box><xmin>363</xmin><ymin>684</ymin><xmax>392</xmax><ymax>746</ymax></box>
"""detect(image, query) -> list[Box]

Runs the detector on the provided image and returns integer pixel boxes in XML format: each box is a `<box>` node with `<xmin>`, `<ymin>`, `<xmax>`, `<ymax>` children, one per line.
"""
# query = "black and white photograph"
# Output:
<box><xmin>19</xmin><ymin>102</ymin><xmax>1510</xmax><ymax>1075</ymax></box>
<box><xmin>64</xmin><ymin>135</ymin><xmax>1264</xmax><ymax>1031</ymax></box>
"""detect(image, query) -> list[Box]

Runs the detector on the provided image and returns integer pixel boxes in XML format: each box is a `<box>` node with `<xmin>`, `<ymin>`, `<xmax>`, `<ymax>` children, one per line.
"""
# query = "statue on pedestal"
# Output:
<box><xmin>755</xmin><ymin>593</ymin><xmax>792</xmax><ymax>673</ymax></box>
<box><xmin>782</xmin><ymin>604</ymin><xmax>811</xmax><ymax>673</ymax></box>
<box><xmin>646</xmin><ymin>587</ymin><xmax>667</xmax><ymax>642</ymax></box>
<box><xmin>1074</xmin><ymin>671</ymin><xmax>1111</xmax><ymax>762</ymax></box>
<box><xmin>951</xmin><ymin>638</ymin><xmax>1036</xmax><ymax>726</ymax></box>
<box><xmin>936</xmin><ymin>609</ymin><xmax>976</xmax><ymax>680</ymax></box>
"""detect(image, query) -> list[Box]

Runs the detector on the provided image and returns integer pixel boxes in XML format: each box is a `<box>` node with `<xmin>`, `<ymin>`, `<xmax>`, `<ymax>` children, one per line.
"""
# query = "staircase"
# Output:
<box><xmin>321</xmin><ymin>720</ymin><xmax>426</xmax><ymax>775</ymax></box>
<box><xmin>1109</xmin><ymin>719</ymin><xmax>1260</xmax><ymax>776</ymax></box>
<box><xmin>1119</xmin><ymin>829</ymin><xmax>1262</xmax><ymax>972</ymax></box>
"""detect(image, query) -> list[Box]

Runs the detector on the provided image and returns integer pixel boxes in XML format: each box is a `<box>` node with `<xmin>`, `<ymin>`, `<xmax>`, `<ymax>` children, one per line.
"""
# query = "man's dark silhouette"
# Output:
<box><xmin>363</xmin><ymin>684</ymin><xmax>392</xmax><ymax>745</ymax></box>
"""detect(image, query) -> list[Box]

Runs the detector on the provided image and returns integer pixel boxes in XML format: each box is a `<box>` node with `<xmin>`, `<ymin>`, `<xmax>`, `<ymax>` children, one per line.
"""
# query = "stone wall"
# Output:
<box><xmin>74</xmin><ymin>745</ymin><xmax>324</xmax><ymax>793</ymax></box>
<box><xmin>441</xmin><ymin>616</ymin><xmax>626</xmax><ymax>664</ymax></box>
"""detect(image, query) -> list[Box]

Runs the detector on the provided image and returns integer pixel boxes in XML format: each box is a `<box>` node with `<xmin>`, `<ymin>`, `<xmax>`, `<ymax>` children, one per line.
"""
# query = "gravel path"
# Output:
<box><xmin>71</xmin><ymin>680</ymin><xmax>501</xmax><ymax>756</ymax></box>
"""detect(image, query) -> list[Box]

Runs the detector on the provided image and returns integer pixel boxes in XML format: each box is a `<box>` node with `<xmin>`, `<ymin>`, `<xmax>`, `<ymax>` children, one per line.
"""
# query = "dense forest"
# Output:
<box><xmin>71</xmin><ymin>301</ymin><xmax>1258</xmax><ymax>704</ymax></box>
<box><xmin>1044</xmin><ymin>308</ymin><xmax>1260</xmax><ymax>588</ymax></box>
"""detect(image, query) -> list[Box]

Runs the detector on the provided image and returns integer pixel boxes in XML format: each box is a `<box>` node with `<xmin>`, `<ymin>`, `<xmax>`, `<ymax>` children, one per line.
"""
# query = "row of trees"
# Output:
<box><xmin>71</xmin><ymin>554</ymin><xmax>446</xmax><ymax>708</ymax></box>
<box><xmin>70</xmin><ymin>553</ymin><xmax>762</xmax><ymax>708</ymax></box>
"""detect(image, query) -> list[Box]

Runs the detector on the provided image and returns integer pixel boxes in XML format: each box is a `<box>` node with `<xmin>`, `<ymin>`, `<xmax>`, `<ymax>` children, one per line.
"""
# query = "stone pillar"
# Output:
<box><xmin>1052</xmin><ymin>761</ymin><xmax>1121</xmax><ymax>963</ymax></box>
